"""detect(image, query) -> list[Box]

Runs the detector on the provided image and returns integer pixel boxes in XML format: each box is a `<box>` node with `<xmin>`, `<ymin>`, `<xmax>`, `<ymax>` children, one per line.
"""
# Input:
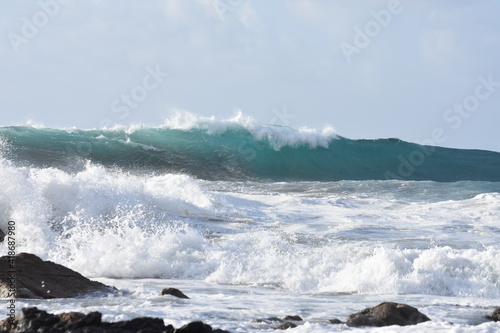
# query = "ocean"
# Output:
<box><xmin>1</xmin><ymin>114</ymin><xmax>499</xmax><ymax>332</ymax></box>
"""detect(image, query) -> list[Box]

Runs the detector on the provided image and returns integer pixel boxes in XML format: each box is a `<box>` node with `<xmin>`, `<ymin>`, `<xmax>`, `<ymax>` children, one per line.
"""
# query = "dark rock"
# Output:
<box><xmin>174</xmin><ymin>320</ymin><xmax>229</xmax><ymax>333</ymax></box>
<box><xmin>0</xmin><ymin>315</ymin><xmax>15</xmax><ymax>332</ymax></box>
<box><xmin>329</xmin><ymin>318</ymin><xmax>343</xmax><ymax>324</ymax></box>
<box><xmin>106</xmin><ymin>317</ymin><xmax>170</xmax><ymax>333</ymax></box>
<box><xmin>0</xmin><ymin>253</ymin><xmax>113</xmax><ymax>299</ymax></box>
<box><xmin>347</xmin><ymin>313</ymin><xmax>385</xmax><ymax>327</ymax></box>
<box><xmin>1</xmin><ymin>308</ymin><xmax>101</xmax><ymax>333</ymax></box>
<box><xmin>56</xmin><ymin>311</ymin><xmax>102</xmax><ymax>330</ymax></box>
<box><xmin>0</xmin><ymin>229</ymin><xmax>5</xmax><ymax>243</ymax></box>
<box><xmin>275</xmin><ymin>322</ymin><xmax>297</xmax><ymax>330</ymax></box>
<box><xmin>485</xmin><ymin>308</ymin><xmax>500</xmax><ymax>322</ymax></box>
<box><xmin>1</xmin><ymin>308</ymin><xmax>232</xmax><ymax>333</ymax></box>
<box><xmin>255</xmin><ymin>316</ymin><xmax>304</xmax><ymax>330</ymax></box>
<box><xmin>12</xmin><ymin>307</ymin><xmax>60</xmax><ymax>332</ymax></box>
<box><xmin>56</xmin><ymin>311</ymin><xmax>87</xmax><ymax>324</ymax></box>
<box><xmin>346</xmin><ymin>302</ymin><xmax>431</xmax><ymax>327</ymax></box>
<box><xmin>0</xmin><ymin>322</ymin><xmax>10</xmax><ymax>332</ymax></box>
<box><xmin>254</xmin><ymin>317</ymin><xmax>283</xmax><ymax>323</ymax></box>
<box><xmin>161</xmin><ymin>288</ymin><xmax>190</xmax><ymax>299</ymax></box>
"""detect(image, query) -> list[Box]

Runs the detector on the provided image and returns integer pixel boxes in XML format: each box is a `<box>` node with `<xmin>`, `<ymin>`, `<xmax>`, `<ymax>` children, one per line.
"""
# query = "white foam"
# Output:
<box><xmin>1</xmin><ymin>160</ymin><xmax>499</xmax><ymax>299</ymax></box>
<box><xmin>161</xmin><ymin>109</ymin><xmax>338</xmax><ymax>150</ymax></box>
<box><xmin>5</xmin><ymin>110</ymin><xmax>339</xmax><ymax>150</ymax></box>
<box><xmin>160</xmin><ymin>109</ymin><xmax>255</xmax><ymax>133</ymax></box>
<box><xmin>205</xmin><ymin>231</ymin><xmax>500</xmax><ymax>297</ymax></box>
<box><xmin>0</xmin><ymin>162</ymin><xmax>220</xmax><ymax>277</ymax></box>
<box><xmin>119</xmin><ymin>137</ymin><xmax>161</xmax><ymax>151</ymax></box>
<box><xmin>23</xmin><ymin>120</ymin><xmax>46</xmax><ymax>129</ymax></box>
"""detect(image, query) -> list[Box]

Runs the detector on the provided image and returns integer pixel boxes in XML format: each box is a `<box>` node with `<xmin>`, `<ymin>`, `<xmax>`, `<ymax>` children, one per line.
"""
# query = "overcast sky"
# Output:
<box><xmin>1</xmin><ymin>0</ymin><xmax>499</xmax><ymax>152</ymax></box>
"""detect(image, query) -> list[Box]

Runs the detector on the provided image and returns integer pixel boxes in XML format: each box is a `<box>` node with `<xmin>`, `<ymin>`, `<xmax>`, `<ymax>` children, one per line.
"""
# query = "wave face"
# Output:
<box><xmin>1</xmin><ymin>121</ymin><xmax>499</xmax><ymax>182</ymax></box>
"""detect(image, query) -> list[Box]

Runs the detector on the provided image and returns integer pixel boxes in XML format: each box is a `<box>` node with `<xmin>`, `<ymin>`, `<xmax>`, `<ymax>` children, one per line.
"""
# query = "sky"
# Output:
<box><xmin>0</xmin><ymin>0</ymin><xmax>499</xmax><ymax>152</ymax></box>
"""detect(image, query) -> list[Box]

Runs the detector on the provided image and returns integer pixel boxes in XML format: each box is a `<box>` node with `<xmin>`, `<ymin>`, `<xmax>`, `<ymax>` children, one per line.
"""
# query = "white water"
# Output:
<box><xmin>1</xmin><ymin>160</ymin><xmax>500</xmax><ymax>332</ymax></box>
<box><xmin>160</xmin><ymin>109</ymin><xmax>338</xmax><ymax>150</ymax></box>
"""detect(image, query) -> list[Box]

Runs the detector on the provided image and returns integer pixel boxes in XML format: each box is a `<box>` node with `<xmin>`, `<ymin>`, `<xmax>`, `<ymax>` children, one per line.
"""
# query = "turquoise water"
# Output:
<box><xmin>1</xmin><ymin>122</ymin><xmax>499</xmax><ymax>332</ymax></box>
<box><xmin>2</xmin><ymin>125</ymin><xmax>499</xmax><ymax>181</ymax></box>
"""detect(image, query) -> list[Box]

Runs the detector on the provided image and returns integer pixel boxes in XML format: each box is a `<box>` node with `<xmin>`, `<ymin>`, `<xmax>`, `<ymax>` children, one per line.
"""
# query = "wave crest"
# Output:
<box><xmin>1</xmin><ymin>113</ymin><xmax>500</xmax><ymax>181</ymax></box>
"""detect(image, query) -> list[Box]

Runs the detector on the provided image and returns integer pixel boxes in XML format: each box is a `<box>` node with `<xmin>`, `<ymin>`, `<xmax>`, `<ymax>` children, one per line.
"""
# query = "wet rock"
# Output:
<box><xmin>8</xmin><ymin>307</ymin><xmax>59</xmax><ymax>332</ymax></box>
<box><xmin>485</xmin><ymin>308</ymin><xmax>500</xmax><ymax>322</ymax></box>
<box><xmin>0</xmin><ymin>229</ymin><xmax>5</xmax><ymax>243</ymax></box>
<box><xmin>107</xmin><ymin>317</ymin><xmax>171</xmax><ymax>332</ymax></box>
<box><xmin>346</xmin><ymin>302</ymin><xmax>431</xmax><ymax>327</ymax></box>
<box><xmin>282</xmin><ymin>315</ymin><xmax>302</xmax><ymax>321</ymax></box>
<box><xmin>254</xmin><ymin>317</ymin><xmax>283</xmax><ymax>324</ymax></box>
<box><xmin>161</xmin><ymin>287</ymin><xmax>190</xmax><ymax>299</ymax></box>
<box><xmin>174</xmin><ymin>320</ymin><xmax>230</xmax><ymax>333</ymax></box>
<box><xmin>275</xmin><ymin>322</ymin><xmax>297</xmax><ymax>330</ymax></box>
<box><xmin>0</xmin><ymin>318</ymin><xmax>11</xmax><ymax>332</ymax></box>
<box><xmin>0</xmin><ymin>308</ymin><xmax>101</xmax><ymax>333</ymax></box>
<box><xmin>56</xmin><ymin>311</ymin><xmax>102</xmax><ymax>330</ymax></box>
<box><xmin>0</xmin><ymin>308</ymin><xmax>230</xmax><ymax>333</ymax></box>
<box><xmin>329</xmin><ymin>318</ymin><xmax>343</xmax><ymax>324</ymax></box>
<box><xmin>0</xmin><ymin>253</ymin><xmax>113</xmax><ymax>299</ymax></box>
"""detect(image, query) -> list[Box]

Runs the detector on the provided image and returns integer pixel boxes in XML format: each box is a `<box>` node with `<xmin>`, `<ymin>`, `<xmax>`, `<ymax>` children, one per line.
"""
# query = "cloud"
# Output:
<box><xmin>196</xmin><ymin>0</ymin><xmax>261</xmax><ymax>30</ymax></box>
<box><xmin>161</xmin><ymin>0</ymin><xmax>186</xmax><ymax>23</ymax></box>
<box><xmin>238</xmin><ymin>1</ymin><xmax>262</xmax><ymax>30</ymax></box>
<box><xmin>287</xmin><ymin>0</ymin><xmax>325</xmax><ymax>22</ymax></box>
<box><xmin>0</xmin><ymin>0</ymin><xmax>499</xmax><ymax>151</ymax></box>
<box><xmin>420</xmin><ymin>28</ymin><xmax>455</xmax><ymax>64</ymax></box>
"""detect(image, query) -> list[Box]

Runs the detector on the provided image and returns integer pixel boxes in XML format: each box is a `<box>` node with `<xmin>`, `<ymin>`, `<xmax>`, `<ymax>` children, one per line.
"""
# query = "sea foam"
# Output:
<box><xmin>1</xmin><ymin>157</ymin><xmax>499</xmax><ymax>298</ymax></box>
<box><xmin>160</xmin><ymin>109</ymin><xmax>338</xmax><ymax>150</ymax></box>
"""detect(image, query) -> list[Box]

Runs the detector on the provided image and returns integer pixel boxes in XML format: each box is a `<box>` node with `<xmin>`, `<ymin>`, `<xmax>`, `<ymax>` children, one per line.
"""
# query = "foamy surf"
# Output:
<box><xmin>1</xmin><ymin>117</ymin><xmax>499</xmax><ymax>332</ymax></box>
<box><xmin>0</xmin><ymin>161</ymin><xmax>498</xmax><ymax>296</ymax></box>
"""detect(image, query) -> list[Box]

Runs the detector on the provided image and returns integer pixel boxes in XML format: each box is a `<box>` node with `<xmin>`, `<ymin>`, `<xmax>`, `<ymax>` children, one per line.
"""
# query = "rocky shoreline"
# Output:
<box><xmin>1</xmin><ymin>253</ymin><xmax>499</xmax><ymax>332</ymax></box>
<box><xmin>0</xmin><ymin>253</ymin><xmax>112</xmax><ymax>299</ymax></box>
<box><xmin>0</xmin><ymin>307</ymin><xmax>230</xmax><ymax>333</ymax></box>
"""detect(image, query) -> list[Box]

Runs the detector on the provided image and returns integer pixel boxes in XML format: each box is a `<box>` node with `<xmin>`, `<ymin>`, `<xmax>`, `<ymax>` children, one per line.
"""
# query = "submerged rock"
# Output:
<box><xmin>161</xmin><ymin>287</ymin><xmax>190</xmax><ymax>299</ymax></box>
<box><xmin>0</xmin><ymin>253</ymin><xmax>113</xmax><ymax>299</ymax></box>
<box><xmin>346</xmin><ymin>302</ymin><xmax>430</xmax><ymax>327</ymax></box>
<box><xmin>275</xmin><ymin>321</ymin><xmax>297</xmax><ymax>330</ymax></box>
<box><xmin>254</xmin><ymin>315</ymin><xmax>303</xmax><ymax>330</ymax></box>
<box><xmin>255</xmin><ymin>315</ymin><xmax>302</xmax><ymax>324</ymax></box>
<box><xmin>254</xmin><ymin>317</ymin><xmax>283</xmax><ymax>323</ymax></box>
<box><xmin>282</xmin><ymin>315</ymin><xmax>302</xmax><ymax>322</ymax></box>
<box><xmin>0</xmin><ymin>308</ymin><xmax>230</xmax><ymax>333</ymax></box>
<box><xmin>485</xmin><ymin>308</ymin><xmax>500</xmax><ymax>322</ymax></box>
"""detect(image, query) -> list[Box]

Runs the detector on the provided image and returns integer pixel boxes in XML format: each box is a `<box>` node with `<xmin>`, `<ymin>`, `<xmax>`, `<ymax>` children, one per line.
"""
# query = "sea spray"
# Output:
<box><xmin>1</xmin><ymin>115</ymin><xmax>500</xmax><ymax>331</ymax></box>
<box><xmin>1</xmin><ymin>118</ymin><xmax>499</xmax><ymax>181</ymax></box>
<box><xmin>0</xmin><ymin>158</ymin><xmax>499</xmax><ymax>298</ymax></box>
